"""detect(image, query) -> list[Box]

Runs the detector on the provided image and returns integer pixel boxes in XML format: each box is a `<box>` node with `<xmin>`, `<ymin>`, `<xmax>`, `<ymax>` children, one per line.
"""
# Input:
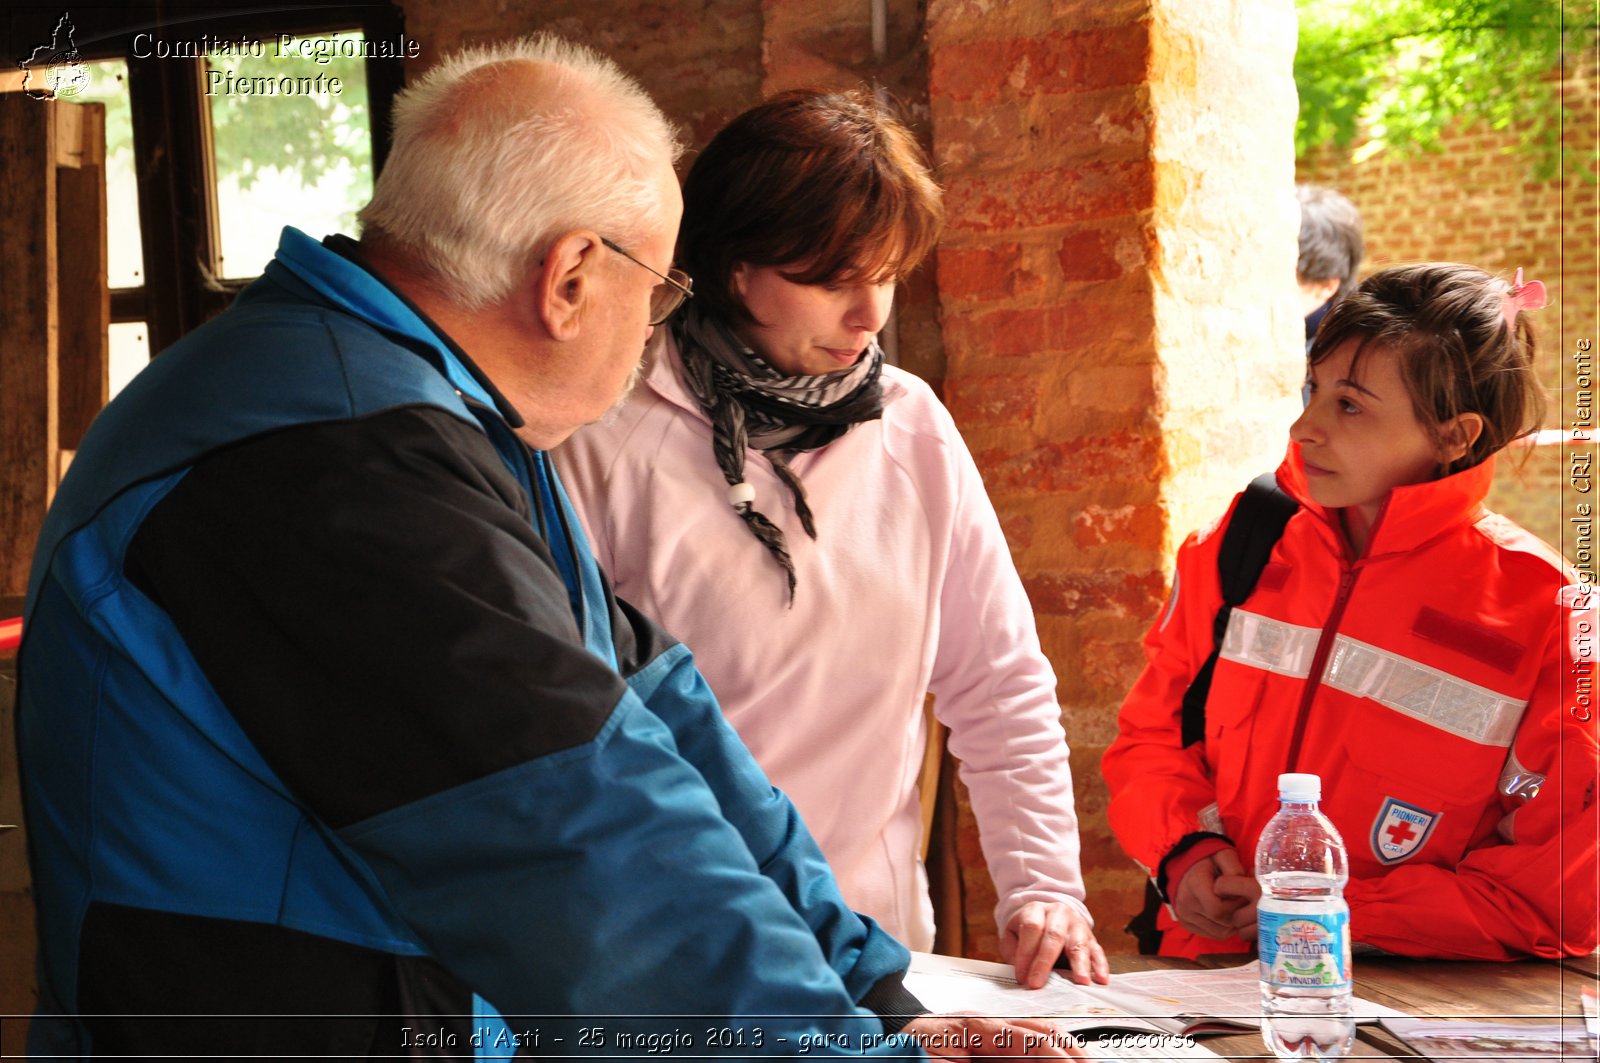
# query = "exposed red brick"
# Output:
<box><xmin>943</xmin><ymin>297</ymin><xmax>1149</xmax><ymax>359</ymax></box>
<box><xmin>1079</xmin><ymin>634</ymin><xmax>1150</xmax><ymax>694</ymax></box>
<box><xmin>760</xmin><ymin>10</ymin><xmax>873</xmax><ymax>77</ymax></box>
<box><xmin>1000</xmin><ymin>512</ymin><xmax>1036</xmax><ymax>551</ymax></box>
<box><xmin>943</xmin><ymin>160</ymin><xmax>1155</xmax><ymax>232</ymax></box>
<box><xmin>943</xmin><ymin>306</ymin><xmax>1072</xmax><ymax>359</ymax></box>
<box><xmin>928</xmin><ymin>26</ymin><xmax>1149</xmax><ymax>105</ymax></box>
<box><xmin>936</xmin><ymin>243</ymin><xmax>1029</xmax><ymax>303</ymax></box>
<box><xmin>944</xmin><ymin>372</ymin><xmax>1039</xmax><ymax>427</ymax></box>
<box><xmin>1070</xmin><ymin>503</ymin><xmax>1163</xmax><ymax>550</ymax></box>
<box><xmin>931</xmin><ymin>89</ymin><xmax>1150</xmax><ymax>172</ymax></box>
<box><xmin>1021</xmin><ymin>568</ymin><xmax>1166</xmax><ymax>619</ymax></box>
<box><xmin>975</xmin><ymin>433</ymin><xmax>1162</xmax><ymax>495</ymax></box>
<box><xmin>1056</xmin><ymin>227</ymin><xmax>1127</xmax><ymax>281</ymax></box>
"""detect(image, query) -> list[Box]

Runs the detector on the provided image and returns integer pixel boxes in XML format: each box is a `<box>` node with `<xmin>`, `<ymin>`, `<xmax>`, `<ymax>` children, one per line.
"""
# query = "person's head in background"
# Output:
<box><xmin>1296</xmin><ymin>183</ymin><xmax>1365</xmax><ymax>347</ymax></box>
<box><xmin>358</xmin><ymin>35</ymin><xmax>685</xmax><ymax>446</ymax></box>
<box><xmin>676</xmin><ymin>87</ymin><xmax>943</xmax><ymax>376</ymax></box>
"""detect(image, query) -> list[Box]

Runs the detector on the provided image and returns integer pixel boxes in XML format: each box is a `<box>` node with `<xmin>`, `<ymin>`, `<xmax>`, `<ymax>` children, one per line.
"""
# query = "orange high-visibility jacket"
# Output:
<box><xmin>1103</xmin><ymin>446</ymin><xmax>1599</xmax><ymax>961</ymax></box>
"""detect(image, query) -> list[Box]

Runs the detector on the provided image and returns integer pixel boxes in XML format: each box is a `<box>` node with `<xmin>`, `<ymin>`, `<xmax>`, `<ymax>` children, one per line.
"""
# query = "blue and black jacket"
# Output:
<box><xmin>17</xmin><ymin>228</ymin><xmax>925</xmax><ymax>1058</ymax></box>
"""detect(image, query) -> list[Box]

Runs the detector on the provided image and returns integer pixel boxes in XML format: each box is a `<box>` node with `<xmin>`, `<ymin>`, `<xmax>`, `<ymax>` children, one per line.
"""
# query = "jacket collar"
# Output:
<box><xmin>270</xmin><ymin>227</ymin><xmax>524</xmax><ymax>427</ymax></box>
<box><xmin>1276</xmin><ymin>442</ymin><xmax>1493</xmax><ymax>559</ymax></box>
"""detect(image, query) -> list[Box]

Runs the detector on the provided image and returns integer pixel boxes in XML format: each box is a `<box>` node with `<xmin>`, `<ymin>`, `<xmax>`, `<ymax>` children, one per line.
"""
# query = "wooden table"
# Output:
<box><xmin>1109</xmin><ymin>953</ymin><xmax>1596</xmax><ymax>1061</ymax></box>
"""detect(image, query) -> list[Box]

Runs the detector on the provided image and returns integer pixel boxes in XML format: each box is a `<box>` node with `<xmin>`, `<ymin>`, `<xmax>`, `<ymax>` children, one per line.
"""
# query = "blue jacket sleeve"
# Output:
<box><xmin>624</xmin><ymin>639</ymin><xmax>925</xmax><ymax>1024</ymax></box>
<box><xmin>334</xmin><ymin>679</ymin><xmax>924</xmax><ymax>1055</ymax></box>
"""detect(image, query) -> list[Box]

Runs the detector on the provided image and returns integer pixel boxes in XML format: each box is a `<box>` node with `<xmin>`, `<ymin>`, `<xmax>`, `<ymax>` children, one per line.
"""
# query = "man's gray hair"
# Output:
<box><xmin>1295</xmin><ymin>183</ymin><xmax>1365</xmax><ymax>301</ymax></box>
<box><xmin>359</xmin><ymin>35</ymin><xmax>682</xmax><ymax>309</ymax></box>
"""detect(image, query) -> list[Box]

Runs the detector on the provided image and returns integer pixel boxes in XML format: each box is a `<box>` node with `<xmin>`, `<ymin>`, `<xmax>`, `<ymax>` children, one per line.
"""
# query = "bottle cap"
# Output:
<box><xmin>1278</xmin><ymin>772</ymin><xmax>1321</xmax><ymax>800</ymax></box>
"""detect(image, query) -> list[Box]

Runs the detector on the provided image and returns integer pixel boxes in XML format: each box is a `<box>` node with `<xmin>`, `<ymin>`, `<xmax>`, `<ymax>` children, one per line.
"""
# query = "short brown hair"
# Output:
<box><xmin>1310</xmin><ymin>262</ymin><xmax>1546</xmax><ymax>473</ymax></box>
<box><xmin>677</xmin><ymin>88</ymin><xmax>944</xmax><ymax>325</ymax></box>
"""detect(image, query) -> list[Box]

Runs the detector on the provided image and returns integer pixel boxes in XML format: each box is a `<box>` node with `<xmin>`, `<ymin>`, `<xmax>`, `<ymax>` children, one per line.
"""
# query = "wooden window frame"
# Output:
<box><xmin>68</xmin><ymin>4</ymin><xmax>405</xmax><ymax>353</ymax></box>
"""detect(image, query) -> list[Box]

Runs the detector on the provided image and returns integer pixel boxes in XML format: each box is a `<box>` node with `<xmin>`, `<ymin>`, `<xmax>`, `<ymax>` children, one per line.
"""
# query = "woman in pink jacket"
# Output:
<box><xmin>556</xmin><ymin>89</ymin><xmax>1106</xmax><ymax>987</ymax></box>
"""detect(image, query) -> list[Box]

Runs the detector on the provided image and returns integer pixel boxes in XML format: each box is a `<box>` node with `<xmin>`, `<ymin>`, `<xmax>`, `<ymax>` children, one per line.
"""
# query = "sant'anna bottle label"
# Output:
<box><xmin>1258</xmin><ymin>901</ymin><xmax>1352</xmax><ymax>989</ymax></box>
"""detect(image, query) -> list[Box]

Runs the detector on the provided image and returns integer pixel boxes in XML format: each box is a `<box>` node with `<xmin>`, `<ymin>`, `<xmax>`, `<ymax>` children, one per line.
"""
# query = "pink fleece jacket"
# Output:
<box><xmin>555</xmin><ymin>337</ymin><xmax>1089</xmax><ymax>949</ymax></box>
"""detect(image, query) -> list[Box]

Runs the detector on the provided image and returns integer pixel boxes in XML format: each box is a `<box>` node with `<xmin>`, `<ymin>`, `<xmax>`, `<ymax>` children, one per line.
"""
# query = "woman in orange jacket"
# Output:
<box><xmin>1104</xmin><ymin>262</ymin><xmax>1598</xmax><ymax>960</ymax></box>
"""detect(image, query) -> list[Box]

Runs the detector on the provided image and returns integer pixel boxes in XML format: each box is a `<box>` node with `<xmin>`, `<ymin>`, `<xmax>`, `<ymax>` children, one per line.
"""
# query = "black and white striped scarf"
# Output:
<box><xmin>674</xmin><ymin>303</ymin><xmax>886</xmax><ymax>601</ymax></box>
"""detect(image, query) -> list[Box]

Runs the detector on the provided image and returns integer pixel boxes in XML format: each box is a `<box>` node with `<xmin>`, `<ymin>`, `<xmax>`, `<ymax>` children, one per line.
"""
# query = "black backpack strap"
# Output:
<box><xmin>1178</xmin><ymin>472</ymin><xmax>1297</xmax><ymax>748</ymax></box>
<box><xmin>1128</xmin><ymin>473</ymin><xmax>1297</xmax><ymax>954</ymax></box>
<box><xmin>1125</xmin><ymin>880</ymin><xmax>1167</xmax><ymax>955</ymax></box>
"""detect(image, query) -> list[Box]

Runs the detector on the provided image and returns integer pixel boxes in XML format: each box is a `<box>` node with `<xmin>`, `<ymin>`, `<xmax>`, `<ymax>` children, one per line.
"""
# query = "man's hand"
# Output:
<box><xmin>999</xmin><ymin>901</ymin><xmax>1110</xmax><ymax>988</ymax></box>
<box><xmin>1172</xmin><ymin>848</ymin><xmax>1258</xmax><ymax>940</ymax></box>
<box><xmin>902</xmin><ymin>1014</ymin><xmax>1088</xmax><ymax>1059</ymax></box>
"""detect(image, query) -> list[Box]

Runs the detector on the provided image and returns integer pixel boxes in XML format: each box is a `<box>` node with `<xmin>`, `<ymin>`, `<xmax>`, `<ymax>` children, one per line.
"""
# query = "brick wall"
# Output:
<box><xmin>1298</xmin><ymin>51</ymin><xmax>1598</xmax><ymax>558</ymax></box>
<box><xmin>926</xmin><ymin>0</ymin><xmax>1164</xmax><ymax>958</ymax></box>
<box><xmin>925</xmin><ymin>0</ymin><xmax>1301</xmax><ymax>955</ymax></box>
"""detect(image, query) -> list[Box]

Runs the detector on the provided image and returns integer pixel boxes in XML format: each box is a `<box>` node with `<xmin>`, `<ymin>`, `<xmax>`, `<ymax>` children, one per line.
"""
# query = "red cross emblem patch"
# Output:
<box><xmin>1371</xmin><ymin>797</ymin><xmax>1439</xmax><ymax>865</ymax></box>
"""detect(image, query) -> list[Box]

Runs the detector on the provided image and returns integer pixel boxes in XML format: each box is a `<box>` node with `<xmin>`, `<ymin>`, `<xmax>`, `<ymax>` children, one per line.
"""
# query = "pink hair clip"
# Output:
<box><xmin>1503</xmin><ymin>267</ymin><xmax>1548</xmax><ymax>330</ymax></box>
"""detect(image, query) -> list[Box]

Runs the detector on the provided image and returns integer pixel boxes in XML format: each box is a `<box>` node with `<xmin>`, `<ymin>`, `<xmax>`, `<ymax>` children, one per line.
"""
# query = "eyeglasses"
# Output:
<box><xmin>601</xmin><ymin>237</ymin><xmax>694</xmax><ymax>325</ymax></box>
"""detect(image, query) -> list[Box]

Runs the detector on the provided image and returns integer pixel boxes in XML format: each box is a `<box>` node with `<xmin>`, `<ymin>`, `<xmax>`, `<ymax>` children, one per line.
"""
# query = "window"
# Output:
<box><xmin>46</xmin><ymin>6</ymin><xmax>404</xmax><ymax>373</ymax></box>
<box><xmin>67</xmin><ymin>59</ymin><xmax>146</xmax><ymax>395</ymax></box>
<box><xmin>206</xmin><ymin>31</ymin><xmax>376</xmax><ymax>280</ymax></box>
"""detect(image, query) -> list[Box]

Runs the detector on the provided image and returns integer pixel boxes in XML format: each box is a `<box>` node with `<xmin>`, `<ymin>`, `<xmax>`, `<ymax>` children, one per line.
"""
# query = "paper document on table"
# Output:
<box><xmin>1584</xmin><ymin>984</ymin><xmax>1598</xmax><ymax>1055</ymax></box>
<box><xmin>906</xmin><ymin>954</ymin><xmax>1150</xmax><ymax>1029</ymax></box>
<box><xmin>906</xmin><ymin>953</ymin><xmax>1402</xmax><ymax>1039</ymax></box>
<box><xmin>1382</xmin><ymin>1016</ymin><xmax>1590</xmax><ymax>1059</ymax></box>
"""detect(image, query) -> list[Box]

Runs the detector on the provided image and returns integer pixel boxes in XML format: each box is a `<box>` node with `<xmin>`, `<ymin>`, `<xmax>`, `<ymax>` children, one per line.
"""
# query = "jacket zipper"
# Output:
<box><xmin>1286</xmin><ymin>566</ymin><xmax>1357</xmax><ymax>770</ymax></box>
<box><xmin>462</xmin><ymin>395</ymin><xmax>591</xmax><ymax>636</ymax></box>
<box><xmin>1284</xmin><ymin>502</ymin><xmax>1385</xmax><ymax>770</ymax></box>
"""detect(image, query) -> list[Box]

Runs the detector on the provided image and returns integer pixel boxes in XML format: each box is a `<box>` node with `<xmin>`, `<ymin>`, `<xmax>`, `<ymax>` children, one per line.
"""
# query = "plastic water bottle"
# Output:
<box><xmin>1256</xmin><ymin>772</ymin><xmax>1355</xmax><ymax>1062</ymax></box>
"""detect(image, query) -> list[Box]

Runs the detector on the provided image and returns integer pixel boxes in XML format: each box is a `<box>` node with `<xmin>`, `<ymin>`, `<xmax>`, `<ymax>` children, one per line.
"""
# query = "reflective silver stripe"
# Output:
<box><xmin>1322</xmin><ymin>635</ymin><xmax>1529</xmax><ymax>747</ymax></box>
<box><xmin>1497</xmin><ymin>749</ymin><xmax>1545</xmax><ymax>800</ymax></box>
<box><xmin>1197</xmin><ymin>802</ymin><xmax>1224</xmax><ymax>834</ymax></box>
<box><xmin>1219</xmin><ymin>611</ymin><xmax>1530</xmax><ymax>746</ymax></box>
<box><xmin>1220</xmin><ymin>609</ymin><xmax>1321</xmax><ymax>678</ymax></box>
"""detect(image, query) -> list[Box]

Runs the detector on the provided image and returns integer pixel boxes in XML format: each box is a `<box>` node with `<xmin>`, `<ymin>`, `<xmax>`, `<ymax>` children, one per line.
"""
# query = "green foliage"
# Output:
<box><xmin>1294</xmin><ymin>0</ymin><xmax>1599</xmax><ymax>180</ymax></box>
<box><xmin>73</xmin><ymin>60</ymin><xmax>134</xmax><ymax>159</ymax></box>
<box><xmin>73</xmin><ymin>39</ymin><xmax>372</xmax><ymax>190</ymax></box>
<box><xmin>207</xmin><ymin>35</ymin><xmax>371</xmax><ymax>197</ymax></box>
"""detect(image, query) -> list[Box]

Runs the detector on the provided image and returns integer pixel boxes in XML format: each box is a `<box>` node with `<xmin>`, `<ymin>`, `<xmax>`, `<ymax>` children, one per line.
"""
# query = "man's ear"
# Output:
<box><xmin>534</xmin><ymin>231</ymin><xmax>603</xmax><ymax>341</ymax></box>
<box><xmin>1438</xmin><ymin>411</ymin><xmax>1485</xmax><ymax>465</ymax></box>
<box><xmin>1297</xmin><ymin>275</ymin><xmax>1341</xmax><ymax>316</ymax></box>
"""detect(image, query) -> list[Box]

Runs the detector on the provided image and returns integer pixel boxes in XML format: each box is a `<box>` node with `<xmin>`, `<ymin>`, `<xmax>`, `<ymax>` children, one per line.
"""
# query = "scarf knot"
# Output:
<box><xmin>674</xmin><ymin>304</ymin><xmax>886</xmax><ymax>602</ymax></box>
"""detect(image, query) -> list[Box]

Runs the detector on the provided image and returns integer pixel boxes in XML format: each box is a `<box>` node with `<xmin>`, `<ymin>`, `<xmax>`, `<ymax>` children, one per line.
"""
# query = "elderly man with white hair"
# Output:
<box><xmin>16</xmin><ymin>35</ymin><xmax>1078</xmax><ymax>1061</ymax></box>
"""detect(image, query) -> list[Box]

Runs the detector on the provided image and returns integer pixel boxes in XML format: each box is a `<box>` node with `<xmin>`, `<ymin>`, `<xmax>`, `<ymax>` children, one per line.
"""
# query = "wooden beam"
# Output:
<box><xmin>126</xmin><ymin>54</ymin><xmax>215</xmax><ymax>355</ymax></box>
<box><xmin>51</xmin><ymin>101</ymin><xmax>83</xmax><ymax>167</ymax></box>
<box><xmin>362</xmin><ymin>2</ymin><xmax>407</xmax><ymax>178</ymax></box>
<box><xmin>0</xmin><ymin>95</ymin><xmax>60</xmax><ymax>598</ymax></box>
<box><xmin>56</xmin><ymin>102</ymin><xmax>109</xmax><ymax>450</ymax></box>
